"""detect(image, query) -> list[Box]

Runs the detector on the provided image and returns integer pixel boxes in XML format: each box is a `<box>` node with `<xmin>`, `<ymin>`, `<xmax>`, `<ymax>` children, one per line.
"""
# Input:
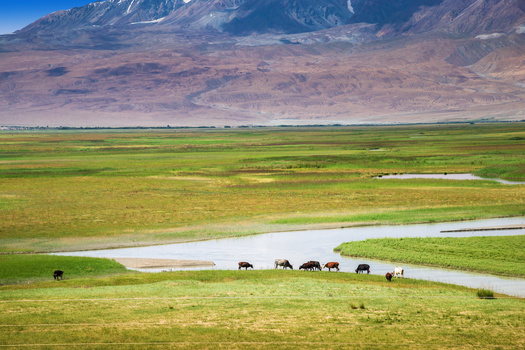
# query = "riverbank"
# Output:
<box><xmin>440</xmin><ymin>224</ymin><xmax>525</xmax><ymax>233</ymax></box>
<box><xmin>3</xmin><ymin>213</ymin><xmax>525</xmax><ymax>255</ymax></box>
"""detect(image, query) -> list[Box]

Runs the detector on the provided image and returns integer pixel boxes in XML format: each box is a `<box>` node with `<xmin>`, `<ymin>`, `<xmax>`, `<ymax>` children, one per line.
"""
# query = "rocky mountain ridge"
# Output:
<box><xmin>0</xmin><ymin>0</ymin><xmax>524</xmax><ymax>127</ymax></box>
<box><xmin>19</xmin><ymin>0</ymin><xmax>525</xmax><ymax>36</ymax></box>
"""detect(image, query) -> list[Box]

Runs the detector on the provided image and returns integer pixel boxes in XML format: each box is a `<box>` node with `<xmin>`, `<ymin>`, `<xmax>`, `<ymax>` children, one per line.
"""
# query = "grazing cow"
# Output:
<box><xmin>308</xmin><ymin>261</ymin><xmax>322</xmax><ymax>271</ymax></box>
<box><xmin>299</xmin><ymin>262</ymin><xmax>315</xmax><ymax>271</ymax></box>
<box><xmin>322</xmin><ymin>262</ymin><xmax>340</xmax><ymax>272</ymax></box>
<box><xmin>53</xmin><ymin>270</ymin><xmax>63</xmax><ymax>280</ymax></box>
<box><xmin>238</xmin><ymin>262</ymin><xmax>253</xmax><ymax>270</ymax></box>
<box><xmin>385</xmin><ymin>272</ymin><xmax>393</xmax><ymax>281</ymax></box>
<box><xmin>274</xmin><ymin>259</ymin><xmax>293</xmax><ymax>270</ymax></box>
<box><xmin>355</xmin><ymin>264</ymin><xmax>370</xmax><ymax>274</ymax></box>
<box><xmin>393</xmin><ymin>266</ymin><xmax>404</xmax><ymax>278</ymax></box>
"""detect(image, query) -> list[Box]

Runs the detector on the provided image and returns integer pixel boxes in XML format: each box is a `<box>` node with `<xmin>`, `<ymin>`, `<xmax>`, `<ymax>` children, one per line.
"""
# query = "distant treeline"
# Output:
<box><xmin>1</xmin><ymin>120</ymin><xmax>524</xmax><ymax>131</ymax></box>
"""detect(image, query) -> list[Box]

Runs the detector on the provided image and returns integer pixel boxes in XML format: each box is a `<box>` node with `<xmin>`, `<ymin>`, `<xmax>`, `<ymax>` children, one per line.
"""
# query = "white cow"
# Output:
<box><xmin>274</xmin><ymin>259</ymin><xmax>293</xmax><ymax>270</ymax></box>
<box><xmin>393</xmin><ymin>266</ymin><xmax>404</xmax><ymax>278</ymax></box>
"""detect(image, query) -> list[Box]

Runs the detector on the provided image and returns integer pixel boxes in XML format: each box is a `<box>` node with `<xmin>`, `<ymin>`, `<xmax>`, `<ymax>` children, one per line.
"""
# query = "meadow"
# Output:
<box><xmin>1</xmin><ymin>269</ymin><xmax>524</xmax><ymax>349</ymax></box>
<box><xmin>1</xmin><ymin>123</ymin><xmax>524</xmax><ymax>253</ymax></box>
<box><xmin>0</xmin><ymin>254</ymin><xmax>130</xmax><ymax>285</ymax></box>
<box><xmin>335</xmin><ymin>235</ymin><xmax>525</xmax><ymax>277</ymax></box>
<box><xmin>1</xmin><ymin>123</ymin><xmax>524</xmax><ymax>348</ymax></box>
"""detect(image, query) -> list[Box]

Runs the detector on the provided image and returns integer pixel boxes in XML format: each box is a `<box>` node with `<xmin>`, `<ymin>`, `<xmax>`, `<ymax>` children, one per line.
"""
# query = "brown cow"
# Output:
<box><xmin>322</xmin><ymin>262</ymin><xmax>340</xmax><ymax>272</ymax></box>
<box><xmin>238</xmin><ymin>262</ymin><xmax>253</xmax><ymax>270</ymax></box>
<box><xmin>299</xmin><ymin>262</ymin><xmax>315</xmax><ymax>271</ymax></box>
<box><xmin>385</xmin><ymin>272</ymin><xmax>393</xmax><ymax>281</ymax></box>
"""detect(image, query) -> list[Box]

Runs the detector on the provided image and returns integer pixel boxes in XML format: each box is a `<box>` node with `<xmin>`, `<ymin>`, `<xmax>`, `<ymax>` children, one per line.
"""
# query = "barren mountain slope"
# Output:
<box><xmin>469</xmin><ymin>45</ymin><xmax>525</xmax><ymax>84</ymax></box>
<box><xmin>1</xmin><ymin>31</ymin><xmax>524</xmax><ymax>127</ymax></box>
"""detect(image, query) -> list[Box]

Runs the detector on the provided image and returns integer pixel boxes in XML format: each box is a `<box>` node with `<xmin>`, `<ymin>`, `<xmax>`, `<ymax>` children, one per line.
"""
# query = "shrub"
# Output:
<box><xmin>476</xmin><ymin>289</ymin><xmax>495</xmax><ymax>299</ymax></box>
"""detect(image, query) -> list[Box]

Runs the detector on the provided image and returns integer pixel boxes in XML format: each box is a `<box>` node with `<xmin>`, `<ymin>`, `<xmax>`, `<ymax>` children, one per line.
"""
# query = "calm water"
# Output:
<box><xmin>379</xmin><ymin>173</ymin><xmax>525</xmax><ymax>185</ymax></box>
<box><xmin>56</xmin><ymin>217</ymin><xmax>525</xmax><ymax>297</ymax></box>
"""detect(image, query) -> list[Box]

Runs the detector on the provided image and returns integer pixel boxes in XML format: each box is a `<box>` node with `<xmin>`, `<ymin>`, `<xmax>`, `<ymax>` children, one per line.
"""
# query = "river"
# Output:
<box><xmin>56</xmin><ymin>217</ymin><xmax>525</xmax><ymax>297</ymax></box>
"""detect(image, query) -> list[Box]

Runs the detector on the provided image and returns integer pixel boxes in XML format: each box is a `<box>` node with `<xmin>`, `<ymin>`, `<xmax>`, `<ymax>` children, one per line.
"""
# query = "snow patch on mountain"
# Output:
<box><xmin>131</xmin><ymin>16</ymin><xmax>167</xmax><ymax>25</ymax></box>
<box><xmin>126</xmin><ymin>0</ymin><xmax>140</xmax><ymax>15</ymax></box>
<box><xmin>347</xmin><ymin>0</ymin><xmax>354</xmax><ymax>14</ymax></box>
<box><xmin>475</xmin><ymin>33</ymin><xmax>504</xmax><ymax>40</ymax></box>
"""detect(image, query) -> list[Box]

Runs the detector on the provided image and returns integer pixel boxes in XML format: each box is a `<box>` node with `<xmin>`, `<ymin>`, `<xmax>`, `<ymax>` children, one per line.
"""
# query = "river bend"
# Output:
<box><xmin>56</xmin><ymin>217</ymin><xmax>525</xmax><ymax>297</ymax></box>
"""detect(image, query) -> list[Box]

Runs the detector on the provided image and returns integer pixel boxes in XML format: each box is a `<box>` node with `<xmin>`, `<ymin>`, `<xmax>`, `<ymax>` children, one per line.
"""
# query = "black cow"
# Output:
<box><xmin>355</xmin><ymin>264</ymin><xmax>370</xmax><ymax>274</ymax></box>
<box><xmin>53</xmin><ymin>270</ymin><xmax>63</xmax><ymax>280</ymax></box>
<box><xmin>238</xmin><ymin>262</ymin><xmax>254</xmax><ymax>270</ymax></box>
<box><xmin>385</xmin><ymin>272</ymin><xmax>393</xmax><ymax>281</ymax></box>
<box><xmin>308</xmin><ymin>261</ymin><xmax>322</xmax><ymax>271</ymax></box>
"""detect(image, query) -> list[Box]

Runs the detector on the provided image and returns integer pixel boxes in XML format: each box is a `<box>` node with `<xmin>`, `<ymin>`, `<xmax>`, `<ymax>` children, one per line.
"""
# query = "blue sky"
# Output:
<box><xmin>0</xmin><ymin>0</ymin><xmax>98</xmax><ymax>34</ymax></box>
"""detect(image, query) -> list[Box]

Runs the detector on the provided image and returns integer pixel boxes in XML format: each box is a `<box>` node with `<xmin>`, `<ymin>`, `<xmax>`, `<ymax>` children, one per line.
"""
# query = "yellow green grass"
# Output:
<box><xmin>1</xmin><ymin>123</ymin><xmax>524</xmax><ymax>253</ymax></box>
<box><xmin>335</xmin><ymin>235</ymin><xmax>525</xmax><ymax>277</ymax></box>
<box><xmin>1</xmin><ymin>269</ymin><xmax>524</xmax><ymax>349</ymax></box>
<box><xmin>0</xmin><ymin>254</ymin><xmax>130</xmax><ymax>285</ymax></box>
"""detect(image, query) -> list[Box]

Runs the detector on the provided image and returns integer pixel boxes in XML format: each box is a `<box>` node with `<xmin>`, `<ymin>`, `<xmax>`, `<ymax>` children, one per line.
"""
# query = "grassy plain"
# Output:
<box><xmin>0</xmin><ymin>123</ymin><xmax>524</xmax><ymax>252</ymax></box>
<box><xmin>1</xmin><ymin>122</ymin><xmax>524</xmax><ymax>350</ymax></box>
<box><xmin>335</xmin><ymin>235</ymin><xmax>525</xmax><ymax>277</ymax></box>
<box><xmin>0</xmin><ymin>255</ymin><xmax>130</xmax><ymax>285</ymax></box>
<box><xmin>1</xmin><ymin>269</ymin><xmax>524</xmax><ymax>349</ymax></box>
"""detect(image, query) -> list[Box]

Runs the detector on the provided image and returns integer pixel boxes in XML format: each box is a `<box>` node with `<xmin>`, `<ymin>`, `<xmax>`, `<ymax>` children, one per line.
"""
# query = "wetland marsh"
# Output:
<box><xmin>1</xmin><ymin>123</ymin><xmax>524</xmax><ymax>253</ymax></box>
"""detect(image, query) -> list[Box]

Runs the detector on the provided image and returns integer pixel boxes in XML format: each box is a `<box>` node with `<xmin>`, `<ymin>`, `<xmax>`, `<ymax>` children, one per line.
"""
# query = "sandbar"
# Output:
<box><xmin>112</xmin><ymin>257</ymin><xmax>215</xmax><ymax>269</ymax></box>
<box><xmin>441</xmin><ymin>224</ymin><xmax>525</xmax><ymax>233</ymax></box>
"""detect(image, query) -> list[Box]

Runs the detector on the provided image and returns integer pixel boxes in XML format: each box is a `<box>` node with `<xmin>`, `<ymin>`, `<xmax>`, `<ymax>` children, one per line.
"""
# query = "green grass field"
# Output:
<box><xmin>336</xmin><ymin>235</ymin><xmax>525</xmax><ymax>277</ymax></box>
<box><xmin>1</xmin><ymin>123</ymin><xmax>524</xmax><ymax>348</ymax></box>
<box><xmin>1</xmin><ymin>269</ymin><xmax>524</xmax><ymax>349</ymax></box>
<box><xmin>0</xmin><ymin>255</ymin><xmax>130</xmax><ymax>285</ymax></box>
<box><xmin>1</xmin><ymin>123</ymin><xmax>524</xmax><ymax>253</ymax></box>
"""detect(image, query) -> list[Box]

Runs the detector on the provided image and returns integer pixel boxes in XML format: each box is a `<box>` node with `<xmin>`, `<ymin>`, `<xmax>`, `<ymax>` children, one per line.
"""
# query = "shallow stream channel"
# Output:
<box><xmin>378</xmin><ymin>173</ymin><xmax>525</xmax><ymax>185</ymax></box>
<box><xmin>56</xmin><ymin>217</ymin><xmax>525</xmax><ymax>298</ymax></box>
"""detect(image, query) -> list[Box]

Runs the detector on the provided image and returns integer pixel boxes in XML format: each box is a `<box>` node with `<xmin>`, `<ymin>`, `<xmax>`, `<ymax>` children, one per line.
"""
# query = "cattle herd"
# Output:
<box><xmin>238</xmin><ymin>260</ymin><xmax>405</xmax><ymax>280</ymax></box>
<box><xmin>54</xmin><ymin>263</ymin><xmax>405</xmax><ymax>280</ymax></box>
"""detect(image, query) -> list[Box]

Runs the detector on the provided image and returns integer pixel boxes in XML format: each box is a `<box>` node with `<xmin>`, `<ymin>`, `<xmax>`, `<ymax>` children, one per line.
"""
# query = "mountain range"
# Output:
<box><xmin>0</xmin><ymin>0</ymin><xmax>524</xmax><ymax>127</ymax></box>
